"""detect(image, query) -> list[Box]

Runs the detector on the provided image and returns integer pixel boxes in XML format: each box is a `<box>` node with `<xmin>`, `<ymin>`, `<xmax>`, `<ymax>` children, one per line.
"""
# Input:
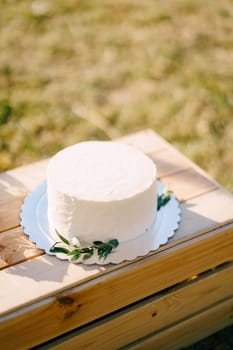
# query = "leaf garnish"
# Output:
<box><xmin>157</xmin><ymin>191</ymin><xmax>172</xmax><ymax>211</ymax></box>
<box><xmin>49</xmin><ymin>246</ymin><xmax>70</xmax><ymax>254</ymax></box>
<box><xmin>50</xmin><ymin>234</ymin><xmax>119</xmax><ymax>261</ymax></box>
<box><xmin>55</xmin><ymin>230</ymin><xmax>70</xmax><ymax>245</ymax></box>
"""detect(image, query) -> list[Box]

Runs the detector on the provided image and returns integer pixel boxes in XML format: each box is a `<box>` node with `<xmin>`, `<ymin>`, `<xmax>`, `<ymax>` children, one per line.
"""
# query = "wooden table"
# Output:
<box><xmin>0</xmin><ymin>130</ymin><xmax>233</xmax><ymax>350</ymax></box>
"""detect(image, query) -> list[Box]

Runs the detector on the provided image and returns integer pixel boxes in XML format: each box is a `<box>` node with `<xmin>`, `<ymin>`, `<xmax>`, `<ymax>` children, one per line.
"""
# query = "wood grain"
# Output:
<box><xmin>35</xmin><ymin>263</ymin><xmax>233</xmax><ymax>350</ymax></box>
<box><xmin>0</xmin><ymin>224</ymin><xmax>232</xmax><ymax>349</ymax></box>
<box><xmin>161</xmin><ymin>168</ymin><xmax>217</xmax><ymax>201</ymax></box>
<box><xmin>149</xmin><ymin>148</ymin><xmax>190</xmax><ymax>177</ymax></box>
<box><xmin>0</xmin><ymin>227</ymin><xmax>43</xmax><ymax>269</ymax></box>
<box><xmin>0</xmin><ymin>159</ymin><xmax>48</xmax><ymax>197</ymax></box>
<box><xmin>0</xmin><ymin>195</ymin><xmax>26</xmax><ymax>233</ymax></box>
<box><xmin>127</xmin><ymin>297</ymin><xmax>233</xmax><ymax>350</ymax></box>
<box><xmin>0</xmin><ymin>159</ymin><xmax>48</xmax><ymax>233</ymax></box>
<box><xmin>118</xmin><ymin>129</ymin><xmax>166</xmax><ymax>154</ymax></box>
<box><xmin>172</xmin><ymin>188</ymin><xmax>233</xmax><ymax>242</ymax></box>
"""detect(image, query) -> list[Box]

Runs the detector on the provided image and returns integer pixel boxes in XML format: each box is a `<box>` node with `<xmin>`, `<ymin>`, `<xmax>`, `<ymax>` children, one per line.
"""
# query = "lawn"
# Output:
<box><xmin>1</xmin><ymin>0</ymin><xmax>233</xmax><ymax>192</ymax></box>
<box><xmin>1</xmin><ymin>1</ymin><xmax>233</xmax><ymax>347</ymax></box>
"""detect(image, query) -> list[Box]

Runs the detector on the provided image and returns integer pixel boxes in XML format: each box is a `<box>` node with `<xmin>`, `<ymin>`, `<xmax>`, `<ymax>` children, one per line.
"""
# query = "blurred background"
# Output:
<box><xmin>1</xmin><ymin>0</ymin><xmax>233</xmax><ymax>195</ymax></box>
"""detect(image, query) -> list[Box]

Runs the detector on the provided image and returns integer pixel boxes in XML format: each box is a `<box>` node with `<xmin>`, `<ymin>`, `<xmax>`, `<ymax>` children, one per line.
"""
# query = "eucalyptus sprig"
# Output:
<box><xmin>50</xmin><ymin>230</ymin><xmax>119</xmax><ymax>261</ymax></box>
<box><xmin>157</xmin><ymin>191</ymin><xmax>172</xmax><ymax>211</ymax></box>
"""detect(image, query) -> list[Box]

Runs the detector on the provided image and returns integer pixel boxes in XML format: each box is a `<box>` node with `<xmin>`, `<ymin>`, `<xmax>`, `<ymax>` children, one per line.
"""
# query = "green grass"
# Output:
<box><xmin>1</xmin><ymin>0</ymin><xmax>233</xmax><ymax>192</ymax></box>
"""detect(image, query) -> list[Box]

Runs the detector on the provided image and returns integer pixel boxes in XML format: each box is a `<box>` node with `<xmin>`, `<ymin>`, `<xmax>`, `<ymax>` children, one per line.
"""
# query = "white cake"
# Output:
<box><xmin>46</xmin><ymin>141</ymin><xmax>157</xmax><ymax>244</ymax></box>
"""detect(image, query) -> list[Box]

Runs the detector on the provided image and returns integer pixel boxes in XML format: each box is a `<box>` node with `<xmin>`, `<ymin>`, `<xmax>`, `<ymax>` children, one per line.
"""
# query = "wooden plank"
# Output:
<box><xmin>171</xmin><ymin>188</ymin><xmax>233</xmax><ymax>242</ymax></box>
<box><xmin>0</xmin><ymin>227</ymin><xmax>43</xmax><ymax>269</ymax></box>
<box><xmin>126</xmin><ymin>297</ymin><xmax>233</xmax><ymax>350</ymax></box>
<box><xmin>0</xmin><ymin>171</ymin><xmax>27</xmax><ymax>200</ymax></box>
<box><xmin>145</xmin><ymin>129</ymin><xmax>231</xmax><ymax>195</ymax></box>
<box><xmin>0</xmin><ymin>159</ymin><xmax>48</xmax><ymax>196</ymax></box>
<box><xmin>0</xmin><ymin>159</ymin><xmax>48</xmax><ymax>233</ymax></box>
<box><xmin>32</xmin><ymin>263</ymin><xmax>233</xmax><ymax>350</ymax></box>
<box><xmin>149</xmin><ymin>148</ymin><xmax>190</xmax><ymax>177</ymax></box>
<box><xmin>1</xmin><ymin>222</ymin><xmax>232</xmax><ymax>316</ymax></box>
<box><xmin>118</xmin><ymin>129</ymin><xmax>167</xmax><ymax>154</ymax></box>
<box><xmin>160</xmin><ymin>168</ymin><xmax>217</xmax><ymax>201</ymax></box>
<box><xmin>0</xmin><ymin>195</ymin><xmax>26</xmax><ymax>233</ymax></box>
<box><xmin>0</xmin><ymin>224</ymin><xmax>232</xmax><ymax>349</ymax></box>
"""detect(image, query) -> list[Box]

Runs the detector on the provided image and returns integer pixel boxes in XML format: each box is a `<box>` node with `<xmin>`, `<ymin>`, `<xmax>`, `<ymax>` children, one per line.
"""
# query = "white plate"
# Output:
<box><xmin>20</xmin><ymin>180</ymin><xmax>181</xmax><ymax>265</ymax></box>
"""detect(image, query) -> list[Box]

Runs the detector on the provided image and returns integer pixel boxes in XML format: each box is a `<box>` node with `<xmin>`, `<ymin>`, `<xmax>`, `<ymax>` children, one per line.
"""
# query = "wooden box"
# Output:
<box><xmin>0</xmin><ymin>130</ymin><xmax>233</xmax><ymax>349</ymax></box>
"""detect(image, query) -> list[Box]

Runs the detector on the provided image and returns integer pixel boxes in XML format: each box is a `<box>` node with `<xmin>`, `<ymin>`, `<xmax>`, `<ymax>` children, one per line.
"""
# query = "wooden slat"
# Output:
<box><xmin>0</xmin><ymin>224</ymin><xmax>232</xmax><ymax>349</ymax></box>
<box><xmin>118</xmin><ymin>129</ymin><xmax>167</xmax><ymax>154</ymax></box>
<box><xmin>160</xmin><ymin>168</ymin><xmax>217</xmax><ymax>201</ymax></box>
<box><xmin>145</xmin><ymin>129</ymin><xmax>229</xmax><ymax>193</ymax></box>
<box><xmin>149</xmin><ymin>148</ymin><xmax>190</xmax><ymax>177</ymax></box>
<box><xmin>0</xmin><ymin>159</ymin><xmax>48</xmax><ymax>195</ymax></box>
<box><xmin>0</xmin><ymin>160</ymin><xmax>48</xmax><ymax>233</ymax></box>
<box><xmin>0</xmin><ymin>227</ymin><xmax>43</xmax><ymax>269</ymax></box>
<box><xmin>0</xmin><ymin>196</ymin><xmax>26</xmax><ymax>233</ymax></box>
<box><xmin>171</xmin><ymin>188</ymin><xmax>233</xmax><ymax>242</ymax></box>
<box><xmin>0</xmin><ymin>171</ymin><xmax>27</xmax><ymax>200</ymax></box>
<box><xmin>126</xmin><ymin>297</ymin><xmax>233</xmax><ymax>350</ymax></box>
<box><xmin>33</xmin><ymin>263</ymin><xmax>233</xmax><ymax>350</ymax></box>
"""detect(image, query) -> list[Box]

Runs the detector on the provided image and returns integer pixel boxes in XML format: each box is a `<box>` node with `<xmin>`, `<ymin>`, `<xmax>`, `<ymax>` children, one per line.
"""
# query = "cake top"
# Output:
<box><xmin>47</xmin><ymin>141</ymin><xmax>156</xmax><ymax>201</ymax></box>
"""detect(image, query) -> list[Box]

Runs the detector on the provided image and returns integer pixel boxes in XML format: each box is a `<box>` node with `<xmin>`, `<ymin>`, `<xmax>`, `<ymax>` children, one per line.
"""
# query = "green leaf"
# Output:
<box><xmin>83</xmin><ymin>252</ymin><xmax>93</xmax><ymax>260</ymax></box>
<box><xmin>93</xmin><ymin>240</ymin><xmax>104</xmax><ymax>246</ymax></box>
<box><xmin>97</xmin><ymin>248</ymin><xmax>105</xmax><ymax>258</ymax></box>
<box><xmin>49</xmin><ymin>246</ymin><xmax>70</xmax><ymax>254</ymax></box>
<box><xmin>68</xmin><ymin>249</ymin><xmax>81</xmax><ymax>256</ymax></box>
<box><xmin>71</xmin><ymin>253</ymin><xmax>81</xmax><ymax>261</ymax></box>
<box><xmin>157</xmin><ymin>191</ymin><xmax>172</xmax><ymax>211</ymax></box>
<box><xmin>162</xmin><ymin>195</ymin><xmax>171</xmax><ymax>206</ymax></box>
<box><xmin>108</xmin><ymin>239</ymin><xmax>119</xmax><ymax>248</ymax></box>
<box><xmin>55</xmin><ymin>230</ymin><xmax>70</xmax><ymax>245</ymax></box>
<box><xmin>80</xmin><ymin>247</ymin><xmax>91</xmax><ymax>253</ymax></box>
<box><xmin>104</xmin><ymin>247</ymin><xmax>112</xmax><ymax>259</ymax></box>
<box><xmin>106</xmin><ymin>245</ymin><xmax>113</xmax><ymax>253</ymax></box>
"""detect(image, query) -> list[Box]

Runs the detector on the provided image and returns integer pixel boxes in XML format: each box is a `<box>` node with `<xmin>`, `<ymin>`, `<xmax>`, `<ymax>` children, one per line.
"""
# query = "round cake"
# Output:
<box><xmin>46</xmin><ymin>141</ymin><xmax>157</xmax><ymax>244</ymax></box>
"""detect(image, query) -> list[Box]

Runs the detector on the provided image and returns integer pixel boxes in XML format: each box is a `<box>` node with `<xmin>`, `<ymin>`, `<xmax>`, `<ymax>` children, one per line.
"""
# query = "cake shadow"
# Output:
<box><xmin>5</xmin><ymin>252</ymin><xmax>108</xmax><ymax>283</ymax></box>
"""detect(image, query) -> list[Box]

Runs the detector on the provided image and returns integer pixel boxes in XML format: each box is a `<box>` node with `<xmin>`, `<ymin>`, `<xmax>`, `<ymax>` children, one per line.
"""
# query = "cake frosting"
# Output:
<box><xmin>46</xmin><ymin>141</ymin><xmax>157</xmax><ymax>244</ymax></box>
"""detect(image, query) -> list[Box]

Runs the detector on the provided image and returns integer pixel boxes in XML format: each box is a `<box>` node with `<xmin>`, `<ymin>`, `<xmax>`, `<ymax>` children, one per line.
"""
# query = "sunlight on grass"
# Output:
<box><xmin>0</xmin><ymin>0</ymin><xmax>233</xmax><ymax>192</ymax></box>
